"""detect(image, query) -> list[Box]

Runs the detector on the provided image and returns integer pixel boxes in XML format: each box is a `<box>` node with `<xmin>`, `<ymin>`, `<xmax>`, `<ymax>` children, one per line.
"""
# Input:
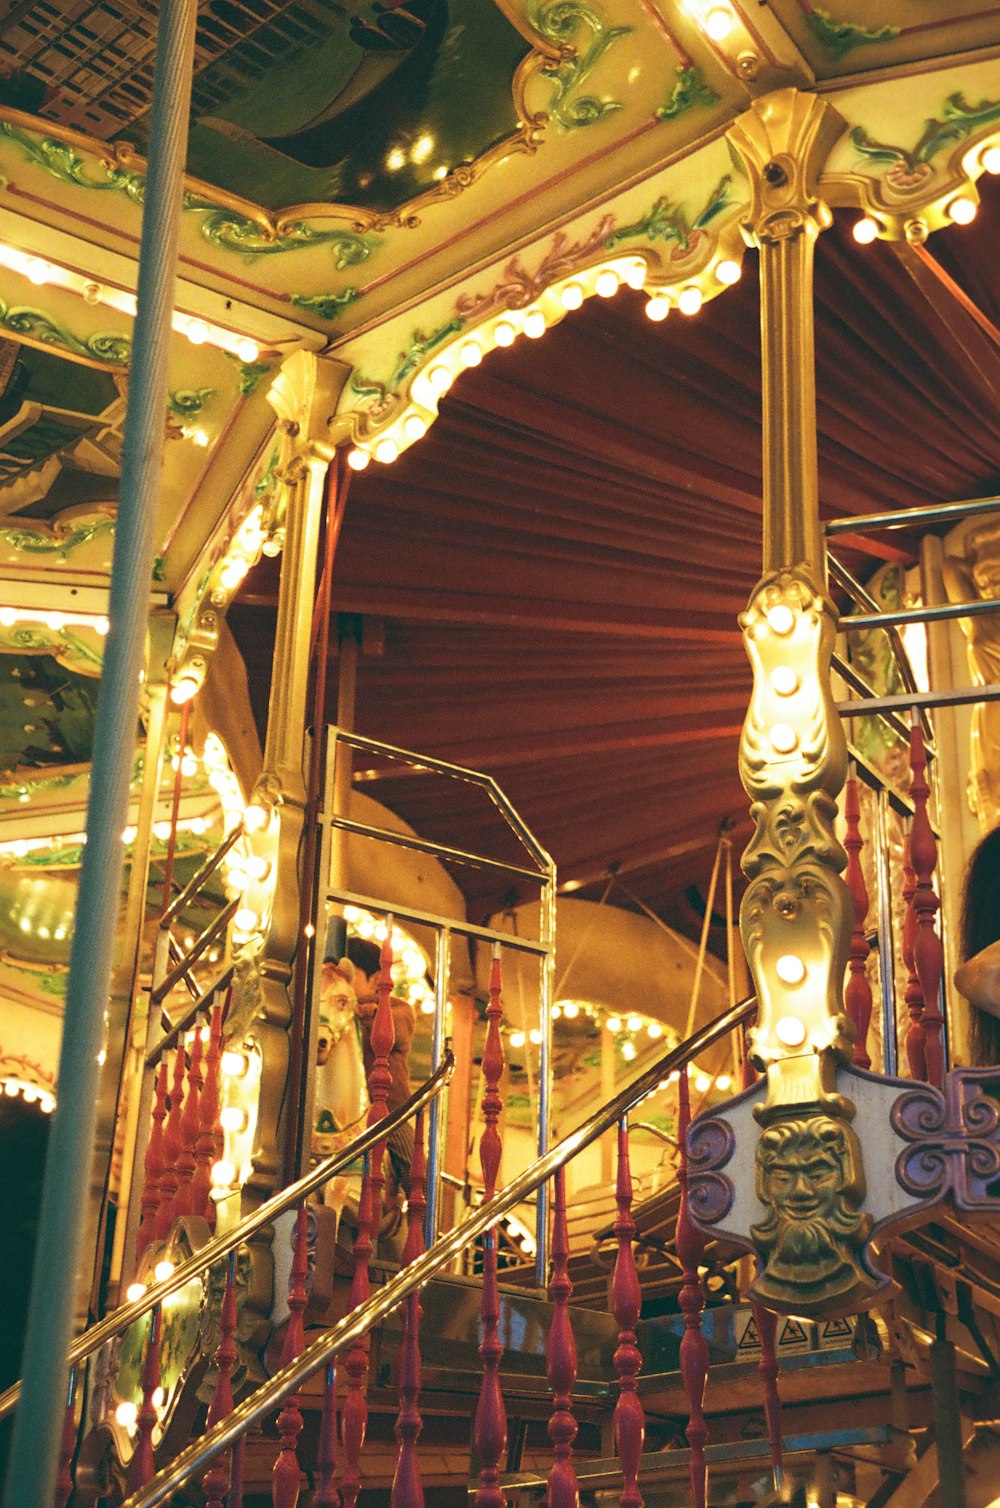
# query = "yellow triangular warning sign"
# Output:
<box><xmin>736</xmin><ymin>1316</ymin><xmax>760</xmax><ymax>1351</ymax></box>
<box><xmin>778</xmin><ymin>1317</ymin><xmax>809</xmax><ymax>1349</ymax></box>
<box><xmin>821</xmin><ymin>1317</ymin><xmax>853</xmax><ymax>1343</ymax></box>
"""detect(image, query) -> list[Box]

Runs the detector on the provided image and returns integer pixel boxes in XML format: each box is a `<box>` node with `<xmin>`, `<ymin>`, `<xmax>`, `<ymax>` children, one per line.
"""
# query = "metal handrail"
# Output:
<box><xmin>145</xmin><ymin>969</ymin><xmax>234</xmax><ymax>1068</ymax></box>
<box><xmin>828</xmin><ymin>556</ymin><xmax>935</xmax><ymax>750</ymax></box>
<box><xmin>151</xmin><ymin>896</ymin><xmax>240</xmax><ymax>1004</ymax></box>
<box><xmin>160</xmin><ymin>824</ymin><xmax>244</xmax><ymax>929</ymax></box>
<box><xmin>0</xmin><ymin>1050</ymin><xmax>455</xmax><ymax>1423</ymax></box>
<box><xmin>124</xmin><ymin>993</ymin><xmax>757</xmax><ymax>1507</ymax></box>
<box><xmin>825</xmin><ymin>491</ymin><xmax>1000</xmax><ymax>536</ymax></box>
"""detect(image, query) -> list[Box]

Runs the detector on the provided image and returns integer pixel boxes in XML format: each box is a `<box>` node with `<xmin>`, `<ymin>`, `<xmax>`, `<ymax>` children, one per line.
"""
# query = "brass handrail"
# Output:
<box><xmin>124</xmin><ymin>994</ymin><xmax>756</xmax><ymax>1507</ymax></box>
<box><xmin>0</xmin><ymin>1050</ymin><xmax>454</xmax><ymax>1422</ymax></box>
<box><xmin>159</xmin><ymin>823</ymin><xmax>245</xmax><ymax>929</ymax></box>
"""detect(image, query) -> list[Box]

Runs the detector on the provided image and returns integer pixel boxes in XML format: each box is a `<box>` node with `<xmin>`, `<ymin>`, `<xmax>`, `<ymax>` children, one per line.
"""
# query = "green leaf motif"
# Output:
<box><xmin>607</xmin><ymin>173</ymin><xmax>733</xmax><ymax>252</ymax></box>
<box><xmin>529</xmin><ymin>0</ymin><xmax>631</xmax><ymax>131</ymax></box>
<box><xmin>0</xmin><ymin>300</ymin><xmax>130</xmax><ymax>366</ymax></box>
<box><xmin>167</xmin><ymin>388</ymin><xmax>214</xmax><ymax>418</ymax></box>
<box><xmin>807</xmin><ymin>8</ymin><xmax>898</xmax><ymax>62</ymax></box>
<box><xmin>290</xmin><ymin>289</ymin><xmax>361</xmax><ymax>321</ymax></box>
<box><xmin>655</xmin><ymin>66</ymin><xmax>720</xmax><ymax>123</ymax></box>
<box><xmin>851</xmin><ymin>91</ymin><xmax>1000</xmax><ymax>172</ymax></box>
<box><xmin>351</xmin><ymin>319</ymin><xmax>465</xmax><ymax>409</ymax></box>
<box><xmin>0</xmin><ymin>517</ymin><xmax>114</xmax><ymax>559</ymax></box>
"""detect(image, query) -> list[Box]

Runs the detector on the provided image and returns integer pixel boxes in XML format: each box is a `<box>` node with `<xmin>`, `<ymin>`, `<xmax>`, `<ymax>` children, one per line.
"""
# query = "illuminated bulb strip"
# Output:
<box><xmin>0</xmin><ymin>607</ymin><xmax>109</xmax><ymax>634</ymax></box>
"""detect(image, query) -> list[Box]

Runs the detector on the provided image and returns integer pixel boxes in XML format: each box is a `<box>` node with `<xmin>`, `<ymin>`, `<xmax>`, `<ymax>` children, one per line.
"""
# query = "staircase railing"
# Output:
<box><xmin>121</xmin><ymin>991</ymin><xmax>758</xmax><ymax>1507</ymax></box>
<box><xmin>0</xmin><ymin>1050</ymin><xmax>454</xmax><ymax>1422</ymax></box>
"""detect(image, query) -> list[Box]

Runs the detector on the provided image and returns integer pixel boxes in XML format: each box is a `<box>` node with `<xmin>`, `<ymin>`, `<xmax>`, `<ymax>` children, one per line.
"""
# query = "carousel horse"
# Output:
<box><xmin>312</xmin><ymin>959</ymin><xmax>369</xmax><ymax>1242</ymax></box>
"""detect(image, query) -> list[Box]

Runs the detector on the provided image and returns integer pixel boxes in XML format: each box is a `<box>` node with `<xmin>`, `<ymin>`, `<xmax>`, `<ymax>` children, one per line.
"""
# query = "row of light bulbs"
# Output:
<box><xmin>345</xmin><ymin>255</ymin><xmax>743</xmax><ymax>471</ymax></box>
<box><xmin>1</xmin><ymin>1075</ymin><xmax>55</xmax><ymax>1113</ymax></box>
<box><xmin>851</xmin><ymin>144</ymin><xmax>1000</xmax><ymax>245</ymax></box>
<box><xmin>0</xmin><ymin>607</ymin><xmax>109</xmax><ymax>634</ymax></box>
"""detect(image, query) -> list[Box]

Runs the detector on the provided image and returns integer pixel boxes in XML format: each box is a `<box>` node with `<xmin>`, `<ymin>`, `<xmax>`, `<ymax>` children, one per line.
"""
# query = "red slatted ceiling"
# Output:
<box><xmin>229</xmin><ymin>197</ymin><xmax>1000</xmax><ymax>946</ymax></box>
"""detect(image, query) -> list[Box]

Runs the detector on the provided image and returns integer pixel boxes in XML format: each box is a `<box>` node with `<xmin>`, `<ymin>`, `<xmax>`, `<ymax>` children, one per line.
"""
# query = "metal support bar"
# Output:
<box><xmin>151</xmin><ymin>896</ymin><xmax>240</xmax><ymax>1003</ymax></box>
<box><xmin>1</xmin><ymin>6</ymin><xmax>198</xmax><ymax>1503</ymax></box>
<box><xmin>826</xmin><ymin>492</ymin><xmax>1000</xmax><ymax>536</ymax></box>
<box><xmin>425</xmin><ymin>925</ymin><xmax>451</xmax><ymax>1249</ymax></box>
<box><xmin>326</xmin><ymin>887</ymin><xmax>551</xmax><ymax>956</ymax></box>
<box><xmin>842</xmin><ymin>597</ymin><xmax>1000</xmax><ymax>630</ymax></box>
<box><xmin>327</xmin><ymin>815</ymin><xmax>546</xmax><ymax>883</ymax></box>
<box><xmin>832</xmin><ymin>652</ymin><xmax>915</xmax><ymax>748</ymax></box>
<box><xmin>160</xmin><ymin>825</ymin><xmax>244</xmax><ymax>927</ymax></box>
<box><xmin>828</xmin><ymin>557</ymin><xmax>933</xmax><ymax>746</ymax></box>
<box><xmin>837</xmin><ymin>682</ymin><xmax>1000</xmax><ymax>717</ymax></box>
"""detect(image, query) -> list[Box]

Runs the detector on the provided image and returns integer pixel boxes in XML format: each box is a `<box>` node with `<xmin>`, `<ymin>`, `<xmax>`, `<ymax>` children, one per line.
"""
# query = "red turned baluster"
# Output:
<box><xmin>391</xmin><ymin>1108</ymin><xmax>427</xmax><ymax>1508</ymax></box>
<box><xmin>138</xmin><ymin>1059</ymin><xmax>169</xmax><ymax>1257</ymax></box>
<box><xmin>546</xmin><ymin>1165</ymin><xmax>579</xmax><ymax>1508</ymax></box>
<box><xmin>227</xmin><ymin>1435</ymin><xmax>245</xmax><ymax>1508</ymax></box>
<box><xmin>272</xmin><ymin>1206</ymin><xmax>309</xmax><ymax>1508</ymax></box>
<box><xmin>612</xmin><ymin>1116</ymin><xmax>645</xmax><ymax>1508</ymax></box>
<box><xmin>174</xmin><ymin>1022</ymin><xmax>204</xmax><ymax>1219</ymax></box>
<box><xmin>314</xmin><ymin>1362</ymin><xmax>339</xmax><ymax>1508</ymax></box>
<box><xmin>202</xmin><ymin>1252</ymin><xmax>238</xmax><ymax>1508</ymax></box>
<box><xmin>474</xmin><ymin>946</ymin><xmax>507</xmax><ymax>1508</ymax></box>
<box><xmin>676</xmin><ymin>1071</ymin><xmax>708</xmax><ymax>1508</ymax></box>
<box><xmin>193</xmin><ymin>1004</ymin><xmax>224</xmax><ymax>1226</ymax></box>
<box><xmin>126</xmin><ymin>1304</ymin><xmax>161</xmax><ymax>1492</ymax></box>
<box><xmin>902</xmin><ymin>831</ymin><xmax>927</xmax><ymax>1083</ymax></box>
<box><xmin>367</xmin><ymin>922</ymin><xmax>397</xmax><ymax>1224</ymax></box>
<box><xmin>54</xmin><ymin>1368</ymin><xmax>77</xmax><ymax>1508</ymax></box>
<box><xmin>749</xmin><ymin>1295</ymin><xmax>783</xmax><ymax>1486</ymax></box>
<box><xmin>844</xmin><ymin>765</ymin><xmax>873</xmax><ymax>1070</ymax></box>
<box><xmin>155</xmin><ymin>1047</ymin><xmax>186</xmax><ymax>1239</ymax></box>
<box><xmin>910</xmin><ymin>718</ymin><xmax>945</xmax><ymax>1088</ymax></box>
<box><xmin>341</xmin><ymin>1164</ymin><xmax>375</xmax><ymax>1508</ymax></box>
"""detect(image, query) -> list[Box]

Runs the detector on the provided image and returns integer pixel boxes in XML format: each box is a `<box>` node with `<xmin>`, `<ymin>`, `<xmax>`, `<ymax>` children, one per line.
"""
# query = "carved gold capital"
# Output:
<box><xmin>728</xmin><ymin>89</ymin><xmax>844</xmax><ymax>248</ymax></box>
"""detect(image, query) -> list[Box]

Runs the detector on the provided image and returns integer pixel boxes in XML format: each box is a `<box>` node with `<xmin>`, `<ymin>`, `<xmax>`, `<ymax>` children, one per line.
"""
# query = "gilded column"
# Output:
<box><xmin>728</xmin><ymin>92</ymin><xmax>880</xmax><ymax>1317</ymax></box>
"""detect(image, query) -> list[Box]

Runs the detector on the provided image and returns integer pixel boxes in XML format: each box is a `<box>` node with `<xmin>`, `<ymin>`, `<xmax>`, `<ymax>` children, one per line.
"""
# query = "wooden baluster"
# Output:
<box><xmin>749</xmin><ymin>1295</ymin><xmax>783</xmax><ymax>1487</ymax></box>
<box><xmin>844</xmin><ymin>764</ymin><xmax>873</xmax><ymax>1070</ymax></box>
<box><xmin>902</xmin><ymin>830</ymin><xmax>927</xmax><ymax>1083</ymax></box>
<box><xmin>174</xmin><ymin>1020</ymin><xmax>204</xmax><ymax>1219</ymax></box>
<box><xmin>137</xmin><ymin>1058</ymin><xmax>169</xmax><ymax>1256</ymax></box>
<box><xmin>193</xmin><ymin>1004</ymin><xmax>224</xmax><ymax>1226</ymax></box>
<box><xmin>314</xmin><ymin>1362</ymin><xmax>340</xmax><ymax>1508</ymax></box>
<box><xmin>202</xmin><ymin>1252</ymin><xmax>238</xmax><ymax>1508</ymax></box>
<box><xmin>612</xmin><ymin>1116</ymin><xmax>645</xmax><ymax>1508</ymax></box>
<box><xmin>367</xmin><ymin>923</ymin><xmax>397</xmax><ymax>1224</ymax></box>
<box><xmin>546</xmin><ymin>1165</ymin><xmax>579</xmax><ymax>1508</ymax></box>
<box><xmin>126</xmin><ymin>1304</ymin><xmax>161</xmax><ymax>1492</ymax></box>
<box><xmin>474</xmin><ymin>946</ymin><xmax>507</xmax><ymax>1508</ymax></box>
<box><xmin>340</xmin><ymin>1163</ymin><xmax>375</xmax><ymax>1508</ymax></box>
<box><xmin>910</xmin><ymin>718</ymin><xmax>945</xmax><ymax>1088</ymax></box>
<box><xmin>676</xmin><ymin>1071</ymin><xmax>708</xmax><ymax>1508</ymax></box>
<box><xmin>53</xmin><ymin>1368</ymin><xmax>77</xmax><ymax>1508</ymax></box>
<box><xmin>227</xmin><ymin>1435</ymin><xmax>246</xmax><ymax>1508</ymax></box>
<box><xmin>155</xmin><ymin>1046</ymin><xmax>186</xmax><ymax>1239</ymax></box>
<box><xmin>391</xmin><ymin>1108</ymin><xmax>427</xmax><ymax>1508</ymax></box>
<box><xmin>272</xmin><ymin>1205</ymin><xmax>309</xmax><ymax>1508</ymax></box>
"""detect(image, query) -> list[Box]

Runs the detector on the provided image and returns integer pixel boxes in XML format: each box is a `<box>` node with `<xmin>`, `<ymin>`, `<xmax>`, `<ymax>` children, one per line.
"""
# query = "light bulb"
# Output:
<box><xmin>622</xmin><ymin>1041</ymin><xmax>636</xmax><ymax>1060</ymax></box>
<box><xmin>151</xmin><ymin>1387</ymin><xmax>165</xmax><ymax>1410</ymax></box>
<box><xmin>949</xmin><ymin>196</ymin><xmax>977</xmax><ymax>225</ymax></box>
<box><xmin>695</xmin><ymin>1074</ymin><xmax>712</xmax><ymax>1092</ymax></box>
<box><xmin>95</xmin><ymin>616</ymin><xmax>110</xmax><ymax>635</ymax></box>
<box><xmin>153</xmin><ymin>1259</ymin><xmax>175</xmax><ymax>1282</ymax></box>
<box><xmin>647</xmin><ymin>1021</ymin><xmax>663</xmax><ymax>1038</ymax></box>
<box><xmin>770</xmin><ymin>665</ymin><xmax>799</xmax><ymax>696</ymax></box>
<box><xmin>0</xmin><ymin>609</ymin><xmax>15</xmax><ymax>626</ymax></box>
<box><xmin>775</xmin><ymin>1015</ymin><xmax>806</xmax><ymax>1047</ymax></box>
<box><xmin>716</xmin><ymin>1074</ymin><xmax>732</xmax><ymax>1091</ymax></box>
<box><xmin>26</xmin><ymin>258</ymin><xmax>49</xmax><ymax>286</ymax></box>
<box><xmin>982</xmin><ymin>145</ymin><xmax>1000</xmax><ymax>174</ymax></box>
<box><xmin>595</xmin><ymin>270</ymin><xmax>619</xmax><ymax>298</ymax></box>
<box><xmin>211</xmin><ymin>1158</ymin><xmax>237</xmax><ymax>1188</ymax></box>
<box><xmin>529</xmin><ymin>1027</ymin><xmax>542</xmax><ymax>1044</ymax></box>
<box><xmin>626</xmin><ymin>1014</ymin><xmax>643</xmax><ymax>1032</ymax></box>
<box><xmin>220</xmin><ymin>1105</ymin><xmax>248</xmax><ymax>1132</ymax></box>
<box><xmin>624</xmin><ymin>263</ymin><xmax>646</xmax><ymax>290</ymax></box>
<box><xmin>715</xmin><ymin>258</ymin><xmax>741</xmax><ymax>285</ymax></box>
<box><xmin>523</xmin><ymin>309</ymin><xmax>546</xmax><ymax>339</ymax></box>
<box><xmin>459</xmin><ymin>341</ymin><xmax>482</xmax><ymax>367</ymax></box>
<box><xmin>170</xmin><ymin>673</ymin><xmax>200</xmax><ymax>706</ymax></box>
<box><xmin>236</xmin><ymin>337</ymin><xmax>260</xmax><ymax>362</ymax></box>
<box><xmin>115</xmin><ymin>1401</ymin><xmax>138</xmax><ymax>1429</ymax></box>
<box><xmin>47</xmin><ymin>612</ymin><xmax>65</xmax><ymax>630</ymax></box>
<box><xmin>645</xmin><ymin>295</ymin><xmax>670</xmax><ymax>322</ymax></box>
<box><xmin>560</xmin><ymin>283</ymin><xmax>584</xmax><ymax>310</ymax></box>
<box><xmin>853</xmin><ymin>217</ymin><xmax>878</xmax><ymax>245</ymax></box>
<box><xmin>562</xmin><ymin>1002</ymin><xmax>579</xmax><ymax>1018</ymax></box>
<box><xmin>186</xmin><ymin>319</ymin><xmax>209</xmax><ymax>345</ymax></box>
<box><xmin>510</xmin><ymin>1030</ymin><xmax>526</xmax><ymax>1048</ymax></box>
<box><xmin>766</xmin><ymin>604</ymin><xmax>794</xmax><ymax>636</ymax></box>
<box><xmin>775</xmin><ymin>954</ymin><xmax>806</xmax><ymax>985</ymax></box>
<box><xmin>606</xmin><ymin>1016</ymin><xmax>622</xmax><ymax>1033</ymax></box>
<box><xmin>404</xmin><ymin>413</ymin><xmax>428</xmax><ymax>442</ymax></box>
<box><xmin>153</xmin><ymin>821</ymin><xmax>172</xmax><ymax>841</ymax></box>
<box><xmin>493</xmin><ymin>320</ymin><xmax>516</xmax><ymax>347</ymax></box>
<box><xmin>126</xmin><ymin>1282</ymin><xmax>147</xmax><ymax>1303</ymax></box>
<box><xmin>221</xmin><ymin>1050</ymin><xmax>248</xmax><ymax>1077</ymax></box>
<box><xmin>246</xmin><ymin>854</ymin><xmax>269</xmax><ymax>881</ymax></box>
<box><xmin>347</xmin><ymin>448</ymin><xmax>370</xmax><ymax>471</ymax></box>
<box><xmin>678</xmin><ymin>286</ymin><xmax>703</xmax><ymax>316</ymax></box>
<box><xmin>242</xmin><ymin>803</ymin><xmax>268</xmax><ymax>832</ymax></box>
<box><xmin>428</xmin><ymin>364</ymin><xmax>452</xmax><ymax>392</ymax></box>
<box><xmin>705</xmin><ymin>5</ymin><xmax>734</xmax><ymax>41</ymax></box>
<box><xmin>233</xmin><ymin>906</ymin><xmax>258</xmax><ymax>932</ymax></box>
<box><xmin>375</xmin><ymin>439</ymin><xmax>398</xmax><ymax>464</ymax></box>
<box><xmin>770</xmin><ymin>723</ymin><xmax>798</xmax><ymax>754</ymax></box>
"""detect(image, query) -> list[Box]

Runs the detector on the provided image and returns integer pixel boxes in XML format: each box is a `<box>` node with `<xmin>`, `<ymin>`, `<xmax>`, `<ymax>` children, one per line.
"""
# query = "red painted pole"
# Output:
<box><xmin>844</xmin><ymin>766</ymin><xmax>873</xmax><ymax>1069</ymax></box>
<box><xmin>367</xmin><ymin>924</ymin><xmax>396</xmax><ymax>1224</ymax></box>
<box><xmin>314</xmin><ymin>1362</ymin><xmax>339</xmax><ymax>1508</ymax></box>
<box><xmin>676</xmin><ymin>1072</ymin><xmax>708</xmax><ymax>1508</ymax></box>
<box><xmin>612</xmin><ymin>1117</ymin><xmax>644</xmax><ymax>1508</ymax></box>
<box><xmin>391</xmin><ymin>1109</ymin><xmax>427</xmax><ymax>1508</ymax></box>
<box><xmin>202</xmin><ymin>1252</ymin><xmax>238</xmax><ymax>1508</ymax></box>
<box><xmin>126</xmin><ymin>1304</ymin><xmax>161</xmax><ymax>1493</ymax></box>
<box><xmin>546</xmin><ymin>1165</ymin><xmax>579</xmax><ymax>1508</ymax></box>
<box><xmin>174</xmin><ymin>1021</ymin><xmax>204</xmax><ymax>1218</ymax></box>
<box><xmin>271</xmin><ymin>1206</ymin><xmax>309</xmax><ymax>1507</ymax></box>
<box><xmin>749</xmin><ymin>1296</ymin><xmax>783</xmax><ymax>1488</ymax></box>
<box><xmin>155</xmin><ymin>1046</ymin><xmax>186</xmax><ymax>1239</ymax></box>
<box><xmin>474</xmin><ymin>947</ymin><xmax>507</xmax><ymax>1508</ymax></box>
<box><xmin>137</xmin><ymin>1058</ymin><xmax>169</xmax><ymax>1257</ymax></box>
<box><xmin>340</xmin><ymin>1165</ymin><xmax>375</xmax><ymax>1508</ymax></box>
<box><xmin>193</xmin><ymin>1003</ymin><xmax>224</xmax><ymax>1226</ymax></box>
<box><xmin>902</xmin><ymin>831</ymin><xmax>927</xmax><ymax>1082</ymax></box>
<box><xmin>910</xmin><ymin>719</ymin><xmax>945</xmax><ymax>1087</ymax></box>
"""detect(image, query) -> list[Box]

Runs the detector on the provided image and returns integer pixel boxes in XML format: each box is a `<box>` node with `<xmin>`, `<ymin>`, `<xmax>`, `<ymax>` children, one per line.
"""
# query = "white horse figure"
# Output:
<box><xmin>312</xmin><ymin>959</ymin><xmax>368</xmax><ymax>1240</ymax></box>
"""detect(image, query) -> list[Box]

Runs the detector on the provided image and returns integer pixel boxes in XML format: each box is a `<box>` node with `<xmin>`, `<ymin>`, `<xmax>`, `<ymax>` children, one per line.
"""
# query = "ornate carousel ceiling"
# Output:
<box><xmin>0</xmin><ymin>1</ymin><xmax>999</xmax><ymax>1019</ymax></box>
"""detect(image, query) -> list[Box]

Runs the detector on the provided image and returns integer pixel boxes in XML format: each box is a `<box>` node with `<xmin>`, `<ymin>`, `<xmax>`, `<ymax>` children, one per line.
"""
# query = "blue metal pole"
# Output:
<box><xmin>2</xmin><ymin>4</ymin><xmax>198</xmax><ymax>1502</ymax></box>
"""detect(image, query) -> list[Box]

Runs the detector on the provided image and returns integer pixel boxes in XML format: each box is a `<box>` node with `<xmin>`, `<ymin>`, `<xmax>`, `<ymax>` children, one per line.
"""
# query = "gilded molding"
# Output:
<box><xmin>728</xmin><ymin>88</ymin><xmax>844</xmax><ymax>248</ymax></box>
